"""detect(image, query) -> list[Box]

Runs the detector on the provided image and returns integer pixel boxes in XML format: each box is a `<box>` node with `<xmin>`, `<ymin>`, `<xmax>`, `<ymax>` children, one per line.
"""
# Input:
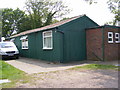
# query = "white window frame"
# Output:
<box><xmin>43</xmin><ymin>30</ymin><xmax>53</xmax><ymax>49</ymax></box>
<box><xmin>115</xmin><ymin>33</ymin><xmax>120</xmax><ymax>43</ymax></box>
<box><xmin>21</xmin><ymin>39</ymin><xmax>28</xmax><ymax>49</ymax></box>
<box><xmin>10</xmin><ymin>38</ymin><xmax>15</xmax><ymax>42</ymax></box>
<box><xmin>20</xmin><ymin>36</ymin><xmax>28</xmax><ymax>49</ymax></box>
<box><xmin>108</xmin><ymin>32</ymin><xmax>113</xmax><ymax>43</ymax></box>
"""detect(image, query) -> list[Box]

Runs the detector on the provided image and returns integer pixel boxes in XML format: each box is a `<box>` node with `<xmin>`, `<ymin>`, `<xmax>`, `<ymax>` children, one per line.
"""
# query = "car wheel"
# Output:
<box><xmin>16</xmin><ymin>56</ymin><xmax>19</xmax><ymax>59</ymax></box>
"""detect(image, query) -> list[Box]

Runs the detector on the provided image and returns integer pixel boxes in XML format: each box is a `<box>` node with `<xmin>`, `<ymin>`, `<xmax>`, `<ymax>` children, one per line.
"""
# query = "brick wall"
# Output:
<box><xmin>86</xmin><ymin>26</ymin><xmax>120</xmax><ymax>61</ymax></box>
<box><xmin>104</xmin><ymin>27</ymin><xmax>120</xmax><ymax>60</ymax></box>
<box><xmin>86</xmin><ymin>28</ymin><xmax>103</xmax><ymax>60</ymax></box>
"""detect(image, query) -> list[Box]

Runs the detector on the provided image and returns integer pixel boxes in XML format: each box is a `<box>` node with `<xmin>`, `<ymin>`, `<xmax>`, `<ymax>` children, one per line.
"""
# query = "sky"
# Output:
<box><xmin>0</xmin><ymin>0</ymin><xmax>115</xmax><ymax>25</ymax></box>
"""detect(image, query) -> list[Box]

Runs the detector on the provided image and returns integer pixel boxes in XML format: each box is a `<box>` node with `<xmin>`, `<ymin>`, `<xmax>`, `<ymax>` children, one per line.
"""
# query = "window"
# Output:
<box><xmin>20</xmin><ymin>36</ymin><xmax>28</xmax><ymax>49</ymax></box>
<box><xmin>108</xmin><ymin>32</ymin><xmax>113</xmax><ymax>43</ymax></box>
<box><xmin>115</xmin><ymin>33</ymin><xmax>120</xmax><ymax>43</ymax></box>
<box><xmin>21</xmin><ymin>39</ymin><xmax>28</xmax><ymax>49</ymax></box>
<box><xmin>43</xmin><ymin>30</ymin><xmax>53</xmax><ymax>49</ymax></box>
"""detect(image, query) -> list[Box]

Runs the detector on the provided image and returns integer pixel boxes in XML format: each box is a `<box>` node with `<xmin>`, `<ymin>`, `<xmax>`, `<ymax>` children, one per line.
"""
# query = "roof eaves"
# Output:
<box><xmin>85</xmin><ymin>26</ymin><xmax>103</xmax><ymax>30</ymax></box>
<box><xmin>104</xmin><ymin>25</ymin><xmax>120</xmax><ymax>28</ymax></box>
<box><xmin>10</xmin><ymin>15</ymin><xmax>84</xmax><ymax>38</ymax></box>
<box><xmin>86</xmin><ymin>25</ymin><xmax>120</xmax><ymax>30</ymax></box>
<box><xmin>10</xmin><ymin>27</ymin><xmax>57</xmax><ymax>38</ymax></box>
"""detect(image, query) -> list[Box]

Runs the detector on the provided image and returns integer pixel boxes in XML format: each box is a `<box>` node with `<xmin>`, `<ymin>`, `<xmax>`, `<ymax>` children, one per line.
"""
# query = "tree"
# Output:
<box><xmin>107</xmin><ymin>0</ymin><xmax>120</xmax><ymax>25</ymax></box>
<box><xmin>25</xmin><ymin>0</ymin><xmax>44</xmax><ymax>29</ymax></box>
<box><xmin>2</xmin><ymin>0</ymin><xmax>70</xmax><ymax>38</ymax></box>
<box><xmin>84</xmin><ymin>0</ymin><xmax>120</xmax><ymax>25</ymax></box>
<box><xmin>19</xmin><ymin>15</ymin><xmax>33</xmax><ymax>33</ymax></box>
<box><xmin>2</xmin><ymin>8</ymin><xmax>28</xmax><ymax>37</ymax></box>
<box><xmin>25</xmin><ymin>0</ymin><xmax>70</xmax><ymax>29</ymax></box>
<box><xmin>2</xmin><ymin>8</ymin><xmax>14</xmax><ymax>37</ymax></box>
<box><xmin>84</xmin><ymin>0</ymin><xmax>97</xmax><ymax>4</ymax></box>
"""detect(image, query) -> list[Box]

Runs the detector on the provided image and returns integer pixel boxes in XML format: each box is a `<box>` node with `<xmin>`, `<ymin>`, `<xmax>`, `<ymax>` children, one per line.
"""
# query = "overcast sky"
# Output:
<box><xmin>0</xmin><ymin>0</ymin><xmax>115</xmax><ymax>25</ymax></box>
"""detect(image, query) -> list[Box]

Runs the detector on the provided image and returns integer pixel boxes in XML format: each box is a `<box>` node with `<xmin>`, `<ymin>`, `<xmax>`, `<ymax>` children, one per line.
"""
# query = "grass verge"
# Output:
<box><xmin>69</xmin><ymin>64</ymin><xmax>120</xmax><ymax>70</ymax></box>
<box><xmin>0</xmin><ymin>60</ymin><xmax>31</xmax><ymax>88</ymax></box>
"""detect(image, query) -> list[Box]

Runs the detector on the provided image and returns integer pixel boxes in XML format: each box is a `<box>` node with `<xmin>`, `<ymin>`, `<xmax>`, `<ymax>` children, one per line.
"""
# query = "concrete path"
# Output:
<box><xmin>5</xmin><ymin>57</ymin><xmax>118</xmax><ymax>74</ymax></box>
<box><xmin>5</xmin><ymin>57</ymin><xmax>88</xmax><ymax>74</ymax></box>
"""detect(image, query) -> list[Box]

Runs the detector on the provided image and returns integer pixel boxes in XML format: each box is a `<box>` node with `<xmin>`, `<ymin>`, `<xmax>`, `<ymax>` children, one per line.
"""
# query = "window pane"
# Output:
<box><xmin>44</xmin><ymin>32</ymin><xmax>52</xmax><ymax>37</ymax></box>
<box><xmin>47</xmin><ymin>37</ymin><xmax>52</xmax><ymax>48</ymax></box>
<box><xmin>26</xmin><ymin>40</ymin><xmax>28</xmax><ymax>47</ymax></box>
<box><xmin>44</xmin><ymin>38</ymin><xmax>47</xmax><ymax>48</ymax></box>
<box><xmin>22</xmin><ymin>39</ymin><xmax>28</xmax><ymax>49</ymax></box>
<box><xmin>43</xmin><ymin>31</ymin><xmax>52</xmax><ymax>49</ymax></box>
<box><xmin>22</xmin><ymin>41</ymin><xmax>24</xmax><ymax>48</ymax></box>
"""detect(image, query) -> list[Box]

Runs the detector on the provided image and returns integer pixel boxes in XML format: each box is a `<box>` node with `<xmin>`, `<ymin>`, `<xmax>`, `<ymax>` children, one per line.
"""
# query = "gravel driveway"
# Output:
<box><xmin>5</xmin><ymin>57</ymin><xmax>119</xmax><ymax>88</ymax></box>
<box><xmin>17</xmin><ymin>69</ymin><xmax>118</xmax><ymax>88</ymax></box>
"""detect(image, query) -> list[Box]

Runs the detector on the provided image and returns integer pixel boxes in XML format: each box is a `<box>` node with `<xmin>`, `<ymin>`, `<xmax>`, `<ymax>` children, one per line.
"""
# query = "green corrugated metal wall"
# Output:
<box><xmin>14</xmin><ymin>15</ymin><xmax>99</xmax><ymax>63</ymax></box>
<box><xmin>58</xmin><ymin>15</ymin><xmax>99</xmax><ymax>62</ymax></box>
<box><xmin>15</xmin><ymin>29</ymin><xmax>62</xmax><ymax>62</ymax></box>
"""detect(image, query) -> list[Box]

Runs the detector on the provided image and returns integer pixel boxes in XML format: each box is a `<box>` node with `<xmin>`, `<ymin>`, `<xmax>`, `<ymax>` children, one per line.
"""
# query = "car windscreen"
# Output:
<box><xmin>0</xmin><ymin>42</ymin><xmax>15</xmax><ymax>48</ymax></box>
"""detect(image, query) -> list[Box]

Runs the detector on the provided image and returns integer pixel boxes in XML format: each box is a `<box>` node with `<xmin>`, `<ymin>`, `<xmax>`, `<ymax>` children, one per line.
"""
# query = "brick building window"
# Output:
<box><xmin>108</xmin><ymin>32</ymin><xmax>113</xmax><ymax>43</ymax></box>
<box><xmin>115</xmin><ymin>33</ymin><xmax>120</xmax><ymax>43</ymax></box>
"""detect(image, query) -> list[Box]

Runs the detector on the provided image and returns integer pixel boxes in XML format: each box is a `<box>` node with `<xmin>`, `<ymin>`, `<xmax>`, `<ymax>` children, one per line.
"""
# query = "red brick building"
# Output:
<box><xmin>86</xmin><ymin>25</ymin><xmax>120</xmax><ymax>61</ymax></box>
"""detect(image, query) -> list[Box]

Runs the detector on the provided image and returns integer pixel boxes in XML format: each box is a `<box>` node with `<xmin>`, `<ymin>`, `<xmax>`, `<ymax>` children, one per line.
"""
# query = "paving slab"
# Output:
<box><xmin>5</xmin><ymin>57</ymin><xmax>88</xmax><ymax>74</ymax></box>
